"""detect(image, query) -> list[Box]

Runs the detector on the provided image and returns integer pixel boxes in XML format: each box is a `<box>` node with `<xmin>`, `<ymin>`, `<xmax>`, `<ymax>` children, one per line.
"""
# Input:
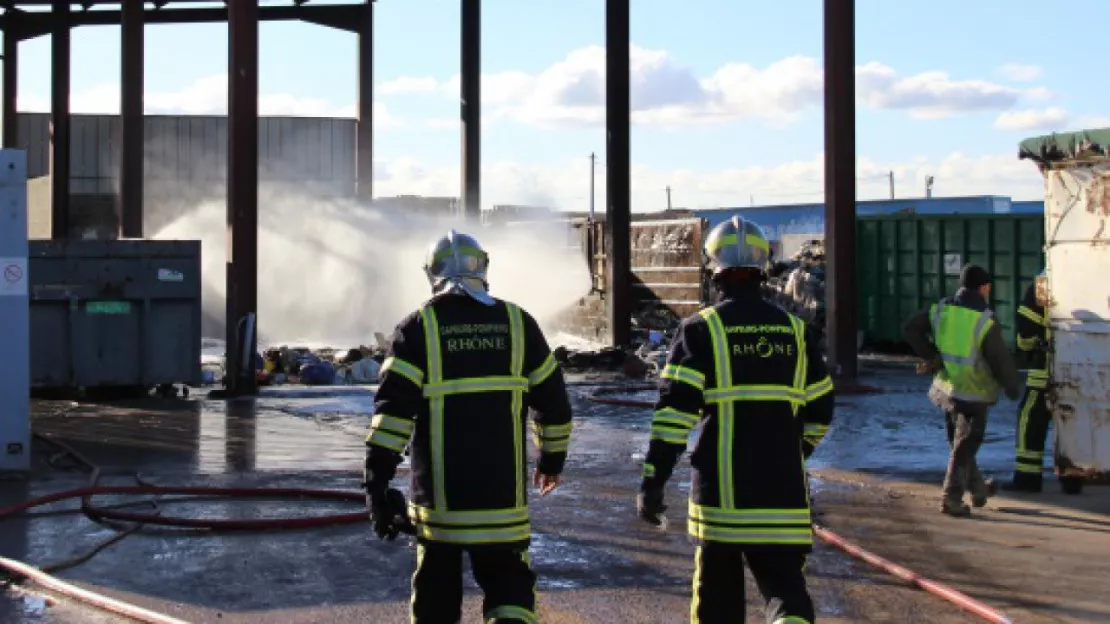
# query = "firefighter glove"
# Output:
<box><xmin>637</xmin><ymin>487</ymin><xmax>667</xmax><ymax>527</ymax></box>
<box><xmin>366</xmin><ymin>486</ymin><xmax>415</xmax><ymax>541</ymax></box>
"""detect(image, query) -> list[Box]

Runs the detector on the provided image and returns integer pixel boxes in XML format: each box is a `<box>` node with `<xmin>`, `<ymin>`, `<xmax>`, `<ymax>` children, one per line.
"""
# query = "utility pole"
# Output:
<box><xmin>888</xmin><ymin>170</ymin><xmax>894</xmax><ymax>199</ymax></box>
<box><xmin>589</xmin><ymin>152</ymin><xmax>596</xmax><ymax>221</ymax></box>
<box><xmin>665</xmin><ymin>185</ymin><xmax>672</xmax><ymax>210</ymax></box>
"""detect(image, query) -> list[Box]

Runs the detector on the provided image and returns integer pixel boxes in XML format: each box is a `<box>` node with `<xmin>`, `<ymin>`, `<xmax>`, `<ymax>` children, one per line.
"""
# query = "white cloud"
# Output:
<box><xmin>378</xmin><ymin>45</ymin><xmax>1038</xmax><ymax>128</ymax></box>
<box><xmin>371</xmin><ymin>151</ymin><xmax>1047</xmax><ymax>214</ymax></box>
<box><xmin>994</xmin><ymin>107</ymin><xmax>1070</xmax><ymax>131</ymax></box>
<box><xmin>998</xmin><ymin>63</ymin><xmax>1043</xmax><ymax>82</ymax></box>
<box><xmin>378</xmin><ymin>76</ymin><xmax>440</xmax><ymax>95</ymax></box>
<box><xmin>1076</xmin><ymin>115</ymin><xmax>1110</xmax><ymax>128</ymax></box>
<box><xmin>20</xmin><ymin>74</ymin><xmax>403</xmax><ymax>128</ymax></box>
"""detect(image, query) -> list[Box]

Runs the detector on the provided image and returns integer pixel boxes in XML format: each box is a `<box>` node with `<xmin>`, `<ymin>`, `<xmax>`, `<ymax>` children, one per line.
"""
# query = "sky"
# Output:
<box><xmin>7</xmin><ymin>0</ymin><xmax>1110</xmax><ymax>212</ymax></box>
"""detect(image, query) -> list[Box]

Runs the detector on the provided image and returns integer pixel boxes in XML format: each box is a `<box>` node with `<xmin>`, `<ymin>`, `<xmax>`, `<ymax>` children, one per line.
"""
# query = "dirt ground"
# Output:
<box><xmin>1</xmin><ymin>373</ymin><xmax>1107</xmax><ymax>623</ymax></box>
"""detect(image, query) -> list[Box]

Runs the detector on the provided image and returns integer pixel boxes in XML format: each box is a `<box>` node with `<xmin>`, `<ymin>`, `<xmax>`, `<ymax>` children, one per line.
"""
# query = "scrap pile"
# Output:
<box><xmin>763</xmin><ymin>239</ymin><xmax>827</xmax><ymax>346</ymax></box>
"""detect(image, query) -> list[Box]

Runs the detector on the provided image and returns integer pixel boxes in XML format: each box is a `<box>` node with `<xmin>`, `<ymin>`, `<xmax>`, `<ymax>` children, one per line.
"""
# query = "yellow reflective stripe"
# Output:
<box><xmin>704</xmin><ymin>384</ymin><xmax>804</xmax><ymax>404</ymax></box>
<box><xmin>707</xmin><ymin>232</ymin><xmax>770</xmax><ymax>255</ymax></box>
<box><xmin>1016</xmin><ymin>335</ymin><xmax>1039</xmax><ymax>351</ymax></box>
<box><xmin>689</xmin><ymin>503</ymin><xmax>811</xmax><ymax>524</ymax></box>
<box><xmin>423</xmin><ymin>376</ymin><xmax>529</xmax><ymax>397</ymax></box>
<box><xmin>371</xmin><ymin>413</ymin><xmax>414</xmax><ymax>436</ymax></box>
<box><xmin>1016</xmin><ymin>464</ymin><xmax>1043</xmax><ymax>474</ymax></box>
<box><xmin>528</xmin><ymin>352</ymin><xmax>559</xmax><ymax>386</ymax></box>
<box><xmin>773</xmin><ymin>617</ymin><xmax>813</xmax><ymax>624</ymax></box>
<box><xmin>803</xmin><ymin>424</ymin><xmax>828</xmax><ymax>436</ymax></box>
<box><xmin>507</xmin><ymin>303</ymin><xmax>526</xmax><ymax>508</ymax></box>
<box><xmin>1018</xmin><ymin>305</ymin><xmax>1047</xmax><ymax>327</ymax></box>
<box><xmin>421</xmin><ymin>305</ymin><xmax>448</xmax><ymax>511</ymax></box>
<box><xmin>651</xmin><ymin>428</ymin><xmax>690</xmax><ymax>445</ymax></box>
<box><xmin>486</xmin><ymin>606</ymin><xmax>538</xmax><ymax>624</ymax></box>
<box><xmin>415</xmin><ymin>524</ymin><xmax>531</xmax><ymax>544</ymax></box>
<box><xmin>688</xmin><ymin>523</ymin><xmax>813</xmax><ymax>545</ymax></box>
<box><xmin>700</xmin><ymin>308</ymin><xmax>736</xmax><ymax>510</ymax></box>
<box><xmin>789</xmin><ymin>315</ymin><xmax>807</xmax><ymax>416</ymax></box>
<box><xmin>408</xmin><ymin>504</ymin><xmax>529</xmax><ymax>526</ymax></box>
<box><xmin>366</xmin><ymin>429</ymin><xmax>408</xmax><ymax>453</ymax></box>
<box><xmin>805</xmin><ymin>376</ymin><xmax>834</xmax><ymax>401</ymax></box>
<box><xmin>654</xmin><ymin>407</ymin><xmax>701</xmax><ymax>428</ymax></box>
<box><xmin>1017</xmin><ymin>450</ymin><xmax>1044</xmax><ymax>460</ymax></box>
<box><xmin>660</xmin><ymin>363</ymin><xmax>706</xmax><ymax>390</ymax></box>
<box><xmin>643</xmin><ymin>462</ymin><xmax>656</xmax><ymax>479</ymax></box>
<box><xmin>380</xmin><ymin>356</ymin><xmax>424</xmax><ymax>387</ymax></box>
<box><xmin>533</xmin><ymin>422</ymin><xmax>571</xmax><ymax>453</ymax></box>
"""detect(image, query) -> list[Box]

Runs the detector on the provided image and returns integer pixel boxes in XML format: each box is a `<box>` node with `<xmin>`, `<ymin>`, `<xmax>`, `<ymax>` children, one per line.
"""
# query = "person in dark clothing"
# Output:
<box><xmin>637</xmin><ymin>216</ymin><xmax>835</xmax><ymax>624</ymax></box>
<box><xmin>902</xmin><ymin>264</ymin><xmax>1022</xmax><ymax>517</ymax></box>
<box><xmin>1003</xmin><ymin>275</ymin><xmax>1052</xmax><ymax>492</ymax></box>
<box><xmin>363</xmin><ymin>230</ymin><xmax>573</xmax><ymax>624</ymax></box>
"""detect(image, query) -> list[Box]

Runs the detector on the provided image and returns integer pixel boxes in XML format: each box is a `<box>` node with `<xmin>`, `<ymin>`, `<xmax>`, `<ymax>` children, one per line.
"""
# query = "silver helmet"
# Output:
<box><xmin>703</xmin><ymin>215</ymin><xmax>772</xmax><ymax>274</ymax></box>
<box><xmin>423</xmin><ymin>229</ymin><xmax>494</xmax><ymax>305</ymax></box>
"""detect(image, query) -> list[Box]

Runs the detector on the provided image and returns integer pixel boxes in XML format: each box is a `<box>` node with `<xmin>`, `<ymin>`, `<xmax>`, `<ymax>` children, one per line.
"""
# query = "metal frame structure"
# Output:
<box><xmin>0</xmin><ymin>0</ymin><xmax>857</xmax><ymax>393</ymax></box>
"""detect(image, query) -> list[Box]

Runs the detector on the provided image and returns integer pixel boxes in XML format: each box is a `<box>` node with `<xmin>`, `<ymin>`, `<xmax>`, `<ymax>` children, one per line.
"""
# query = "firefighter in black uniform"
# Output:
<box><xmin>1003</xmin><ymin>274</ymin><xmax>1051</xmax><ymax>493</ymax></box>
<box><xmin>637</xmin><ymin>216</ymin><xmax>835</xmax><ymax>624</ymax></box>
<box><xmin>363</xmin><ymin>230</ymin><xmax>573</xmax><ymax>624</ymax></box>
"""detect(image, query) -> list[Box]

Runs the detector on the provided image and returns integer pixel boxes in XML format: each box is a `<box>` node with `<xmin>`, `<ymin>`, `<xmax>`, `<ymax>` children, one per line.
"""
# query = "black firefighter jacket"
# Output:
<box><xmin>1016</xmin><ymin>281</ymin><xmax>1049</xmax><ymax>388</ymax></box>
<box><xmin>365</xmin><ymin>293</ymin><xmax>573</xmax><ymax>548</ymax></box>
<box><xmin>642</xmin><ymin>289</ymin><xmax>836</xmax><ymax>553</ymax></box>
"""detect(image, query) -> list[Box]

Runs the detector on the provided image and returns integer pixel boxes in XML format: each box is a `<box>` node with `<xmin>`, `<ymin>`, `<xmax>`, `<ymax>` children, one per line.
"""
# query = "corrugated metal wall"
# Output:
<box><xmin>15</xmin><ymin>112</ymin><xmax>356</xmax><ymax>196</ymax></box>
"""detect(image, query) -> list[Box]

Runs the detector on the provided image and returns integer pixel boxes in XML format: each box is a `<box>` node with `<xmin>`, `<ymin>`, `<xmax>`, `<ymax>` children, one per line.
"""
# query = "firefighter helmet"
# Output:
<box><xmin>423</xmin><ymin>229</ymin><xmax>495</xmax><ymax>305</ymax></box>
<box><xmin>703</xmin><ymin>215</ymin><xmax>772</xmax><ymax>274</ymax></box>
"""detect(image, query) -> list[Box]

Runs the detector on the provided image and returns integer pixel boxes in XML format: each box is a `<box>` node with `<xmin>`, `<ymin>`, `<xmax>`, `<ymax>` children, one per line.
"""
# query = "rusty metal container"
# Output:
<box><xmin>1025</xmin><ymin>130</ymin><xmax>1110</xmax><ymax>483</ymax></box>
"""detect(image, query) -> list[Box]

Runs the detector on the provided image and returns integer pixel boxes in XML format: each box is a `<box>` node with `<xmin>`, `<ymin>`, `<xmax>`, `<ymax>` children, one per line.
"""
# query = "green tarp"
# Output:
<box><xmin>1019</xmin><ymin>127</ymin><xmax>1110</xmax><ymax>164</ymax></box>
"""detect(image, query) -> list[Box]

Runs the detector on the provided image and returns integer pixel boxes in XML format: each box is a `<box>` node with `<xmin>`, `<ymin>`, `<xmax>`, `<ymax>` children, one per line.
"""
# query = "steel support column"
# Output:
<box><xmin>225</xmin><ymin>0</ymin><xmax>259</xmax><ymax>397</ymax></box>
<box><xmin>823</xmin><ymin>0</ymin><xmax>857</xmax><ymax>380</ymax></box>
<box><xmin>355</xmin><ymin>0</ymin><xmax>373</xmax><ymax>202</ymax></box>
<box><xmin>119</xmin><ymin>0</ymin><xmax>145</xmax><ymax>238</ymax></box>
<box><xmin>50</xmin><ymin>0</ymin><xmax>71</xmax><ymax>240</ymax></box>
<box><xmin>605</xmin><ymin>0</ymin><xmax>631</xmax><ymax>348</ymax></box>
<box><xmin>2</xmin><ymin>29</ymin><xmax>18</xmax><ymax>150</ymax></box>
<box><xmin>460</xmin><ymin>0</ymin><xmax>480</xmax><ymax>221</ymax></box>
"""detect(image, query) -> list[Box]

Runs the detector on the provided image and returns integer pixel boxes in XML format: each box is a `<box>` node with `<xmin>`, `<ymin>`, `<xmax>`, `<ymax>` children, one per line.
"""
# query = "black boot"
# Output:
<box><xmin>1001</xmin><ymin>472</ymin><xmax>1043</xmax><ymax>493</ymax></box>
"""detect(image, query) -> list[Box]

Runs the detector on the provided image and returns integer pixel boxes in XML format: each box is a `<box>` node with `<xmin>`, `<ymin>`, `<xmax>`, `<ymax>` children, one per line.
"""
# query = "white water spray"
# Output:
<box><xmin>153</xmin><ymin>185</ymin><xmax>592</xmax><ymax>347</ymax></box>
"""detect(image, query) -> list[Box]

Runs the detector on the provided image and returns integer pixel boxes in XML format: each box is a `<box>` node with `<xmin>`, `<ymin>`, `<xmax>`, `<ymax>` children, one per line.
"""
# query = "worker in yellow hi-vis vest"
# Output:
<box><xmin>903</xmin><ymin>264</ymin><xmax>1022</xmax><ymax>517</ymax></box>
<box><xmin>363</xmin><ymin>230</ymin><xmax>573</xmax><ymax>624</ymax></box>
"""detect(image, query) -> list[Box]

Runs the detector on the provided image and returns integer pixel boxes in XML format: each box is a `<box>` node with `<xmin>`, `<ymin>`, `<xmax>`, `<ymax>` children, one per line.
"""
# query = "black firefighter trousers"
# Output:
<box><xmin>692</xmin><ymin>544</ymin><xmax>815</xmax><ymax>623</ymax></box>
<box><xmin>411</xmin><ymin>542</ymin><xmax>536</xmax><ymax>624</ymax></box>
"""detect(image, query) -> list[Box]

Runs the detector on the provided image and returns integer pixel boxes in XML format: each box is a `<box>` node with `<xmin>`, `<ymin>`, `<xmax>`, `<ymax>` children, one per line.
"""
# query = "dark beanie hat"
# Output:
<box><xmin>960</xmin><ymin>264</ymin><xmax>991</xmax><ymax>289</ymax></box>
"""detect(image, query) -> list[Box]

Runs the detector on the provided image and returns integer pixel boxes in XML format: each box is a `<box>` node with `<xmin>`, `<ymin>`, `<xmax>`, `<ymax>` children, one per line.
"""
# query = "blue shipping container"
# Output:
<box><xmin>692</xmin><ymin>195</ymin><xmax>1020</xmax><ymax>241</ymax></box>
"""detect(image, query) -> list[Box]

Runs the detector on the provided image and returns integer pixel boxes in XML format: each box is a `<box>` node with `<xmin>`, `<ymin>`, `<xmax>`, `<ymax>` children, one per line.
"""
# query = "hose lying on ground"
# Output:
<box><xmin>814</xmin><ymin>526</ymin><xmax>1014</xmax><ymax>624</ymax></box>
<box><xmin>589</xmin><ymin>384</ymin><xmax>1012</xmax><ymax>623</ymax></box>
<box><xmin>0</xmin><ymin>556</ymin><xmax>190</xmax><ymax>624</ymax></box>
<box><xmin>0</xmin><ymin>433</ymin><xmax>372</xmax><ymax>622</ymax></box>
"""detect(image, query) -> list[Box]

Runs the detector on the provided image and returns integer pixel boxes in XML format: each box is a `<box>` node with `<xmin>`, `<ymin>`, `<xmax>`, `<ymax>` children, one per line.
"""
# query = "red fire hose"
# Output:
<box><xmin>0</xmin><ymin>434</ymin><xmax>372</xmax><ymax>622</ymax></box>
<box><xmin>0</xmin><ymin>556</ymin><xmax>190</xmax><ymax>624</ymax></box>
<box><xmin>814</xmin><ymin>526</ymin><xmax>1014</xmax><ymax>624</ymax></box>
<box><xmin>589</xmin><ymin>384</ymin><xmax>1011</xmax><ymax>623</ymax></box>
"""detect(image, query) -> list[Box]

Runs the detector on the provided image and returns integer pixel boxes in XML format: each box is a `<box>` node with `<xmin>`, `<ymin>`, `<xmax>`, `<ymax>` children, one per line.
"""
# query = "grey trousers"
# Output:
<box><xmin>943</xmin><ymin>404</ymin><xmax>990</xmax><ymax>503</ymax></box>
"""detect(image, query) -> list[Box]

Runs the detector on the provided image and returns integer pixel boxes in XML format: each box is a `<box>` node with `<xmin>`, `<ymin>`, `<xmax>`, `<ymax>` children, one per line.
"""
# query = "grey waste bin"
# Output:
<box><xmin>29</xmin><ymin>239</ymin><xmax>202</xmax><ymax>390</ymax></box>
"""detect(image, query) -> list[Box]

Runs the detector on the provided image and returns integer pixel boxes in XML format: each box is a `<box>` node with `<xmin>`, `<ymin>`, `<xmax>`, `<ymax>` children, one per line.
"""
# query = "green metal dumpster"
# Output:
<box><xmin>29</xmin><ymin>239</ymin><xmax>203</xmax><ymax>390</ymax></box>
<box><xmin>857</xmin><ymin>213</ymin><xmax>1045</xmax><ymax>349</ymax></box>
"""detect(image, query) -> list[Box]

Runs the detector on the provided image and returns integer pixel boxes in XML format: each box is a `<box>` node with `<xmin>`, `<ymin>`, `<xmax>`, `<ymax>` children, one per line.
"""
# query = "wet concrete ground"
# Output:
<box><xmin>0</xmin><ymin>367</ymin><xmax>1105</xmax><ymax>623</ymax></box>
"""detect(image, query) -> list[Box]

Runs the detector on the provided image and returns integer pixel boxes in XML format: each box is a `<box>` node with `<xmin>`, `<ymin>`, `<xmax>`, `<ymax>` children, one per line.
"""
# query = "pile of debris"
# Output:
<box><xmin>763</xmin><ymin>239</ymin><xmax>827</xmax><ymax>346</ymax></box>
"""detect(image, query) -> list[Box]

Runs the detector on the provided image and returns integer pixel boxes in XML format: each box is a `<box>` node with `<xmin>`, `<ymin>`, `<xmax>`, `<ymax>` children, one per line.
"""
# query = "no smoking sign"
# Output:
<box><xmin>0</xmin><ymin>257</ymin><xmax>27</xmax><ymax>297</ymax></box>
